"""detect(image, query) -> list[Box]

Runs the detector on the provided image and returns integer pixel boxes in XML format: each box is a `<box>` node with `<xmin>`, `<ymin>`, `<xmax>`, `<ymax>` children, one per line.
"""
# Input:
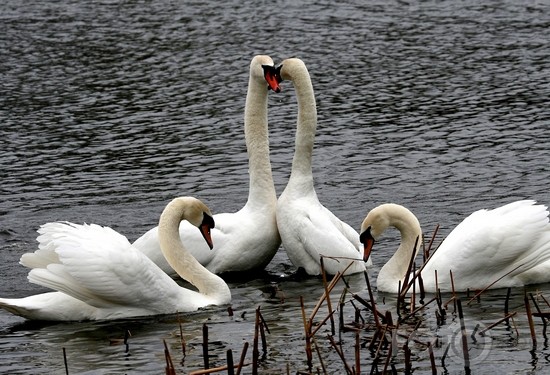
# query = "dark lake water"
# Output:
<box><xmin>1</xmin><ymin>0</ymin><xmax>549</xmax><ymax>373</ymax></box>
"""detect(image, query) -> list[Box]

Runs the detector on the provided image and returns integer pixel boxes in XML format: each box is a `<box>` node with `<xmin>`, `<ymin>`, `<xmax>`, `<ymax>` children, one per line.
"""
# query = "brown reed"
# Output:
<box><xmin>163</xmin><ymin>339</ymin><xmax>176</xmax><ymax>375</ymax></box>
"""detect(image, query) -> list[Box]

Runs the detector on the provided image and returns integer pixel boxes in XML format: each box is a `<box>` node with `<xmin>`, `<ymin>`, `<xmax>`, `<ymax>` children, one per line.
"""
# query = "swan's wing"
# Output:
<box><xmin>320</xmin><ymin>205</ymin><xmax>363</xmax><ymax>251</ymax></box>
<box><xmin>284</xmin><ymin>198</ymin><xmax>365</xmax><ymax>274</ymax></box>
<box><xmin>28</xmin><ymin>222</ymin><xmax>182</xmax><ymax>309</ymax></box>
<box><xmin>424</xmin><ymin>200</ymin><xmax>550</xmax><ymax>286</ymax></box>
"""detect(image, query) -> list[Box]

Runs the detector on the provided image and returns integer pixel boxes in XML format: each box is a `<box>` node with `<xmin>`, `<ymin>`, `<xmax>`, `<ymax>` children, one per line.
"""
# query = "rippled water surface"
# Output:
<box><xmin>1</xmin><ymin>0</ymin><xmax>549</xmax><ymax>373</ymax></box>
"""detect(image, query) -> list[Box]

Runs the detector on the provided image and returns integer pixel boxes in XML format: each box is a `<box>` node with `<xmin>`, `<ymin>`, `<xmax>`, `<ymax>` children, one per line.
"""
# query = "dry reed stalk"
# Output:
<box><xmin>235</xmin><ymin>342</ymin><xmax>249</xmax><ymax>375</ymax></box>
<box><xmin>352</xmin><ymin>293</ymin><xmax>386</xmax><ymax>325</ymax></box>
<box><xmin>524</xmin><ymin>290</ymin><xmax>537</xmax><ymax>348</ymax></box>
<box><xmin>397</xmin><ymin>321</ymin><xmax>426</xmax><ymax>347</ymax></box>
<box><xmin>338</xmin><ymin>292</ymin><xmax>346</xmax><ymax>338</ymax></box>
<box><xmin>529</xmin><ymin>293</ymin><xmax>543</xmax><ymax>315</ymax></box>
<box><xmin>320</xmin><ymin>257</ymin><xmax>336</xmax><ymax>335</ymax></box>
<box><xmin>456</xmin><ymin>299</ymin><xmax>470</xmax><ymax>372</ymax></box>
<box><xmin>373</xmin><ymin>323</ymin><xmax>390</xmax><ymax>365</ymax></box>
<box><xmin>450</xmin><ymin>270</ymin><xmax>457</xmax><ymax>312</ymax></box>
<box><xmin>312</xmin><ymin>336</ymin><xmax>328</xmax><ymax>375</ymax></box>
<box><xmin>227</xmin><ymin>349</ymin><xmax>234</xmax><ymax>375</ymax></box>
<box><xmin>402</xmin><ymin>233</ymin><xmax>446</xmax><ymax>298</ymax></box>
<box><xmin>63</xmin><ymin>347</ymin><xmax>69</xmax><ymax>375</ymax></box>
<box><xmin>176</xmin><ymin>313</ymin><xmax>186</xmax><ymax>361</ymax></box>
<box><xmin>327</xmin><ymin>334</ymin><xmax>353</xmax><ymax>374</ymax></box>
<box><xmin>403</xmin><ymin>341</ymin><xmax>412</xmax><ymax>374</ymax></box>
<box><xmin>417</xmin><ymin>271</ymin><xmax>426</xmax><ymax>304</ymax></box>
<box><xmin>410</xmin><ymin>262</ymin><xmax>417</xmax><ymax>314</ymax></box>
<box><xmin>427</xmin><ymin>341</ymin><xmax>437</xmax><ymax>375</ymax></box>
<box><xmin>300</xmin><ymin>296</ymin><xmax>313</xmax><ymax>370</ymax></box>
<box><xmin>256</xmin><ymin>306</ymin><xmax>269</xmax><ymax>353</ymax></box>
<box><xmin>163</xmin><ymin>339</ymin><xmax>176</xmax><ymax>375</ymax></box>
<box><xmin>441</xmin><ymin>342</ymin><xmax>450</xmax><ymax>368</ymax></box>
<box><xmin>367</xmin><ymin>326</ymin><xmax>382</xmax><ymax>351</ymax></box>
<box><xmin>504</xmin><ymin>288</ymin><xmax>511</xmax><ymax>317</ymax></box>
<box><xmin>539</xmin><ymin>293</ymin><xmax>550</xmax><ymax>309</ymax></box>
<box><xmin>528</xmin><ymin>292</ymin><xmax>550</xmax><ymax>336</ymax></box>
<box><xmin>443</xmin><ymin>295</ymin><xmax>456</xmax><ymax>310</ymax></box>
<box><xmin>424</xmin><ymin>224</ymin><xmax>440</xmax><ymax>262</ymax></box>
<box><xmin>466</xmin><ymin>263</ymin><xmax>525</xmax><ymax>305</ymax></box>
<box><xmin>253</xmin><ymin>307</ymin><xmax>260</xmax><ymax>375</ymax></box>
<box><xmin>398</xmin><ymin>297</ymin><xmax>437</xmax><ymax>324</ymax></box>
<box><xmin>435</xmin><ymin>288</ymin><xmax>447</xmax><ymax>325</ymax></box>
<box><xmin>350</xmin><ymin>300</ymin><xmax>365</xmax><ymax>327</ymax></box>
<box><xmin>202</xmin><ymin>324</ymin><xmax>209</xmax><ymax>370</ymax></box>
<box><xmin>310</xmin><ymin>309</ymin><xmax>337</xmax><ymax>338</ymax></box>
<box><xmin>398</xmin><ymin>238</ymin><xmax>420</xmax><ymax>304</ymax></box>
<box><xmin>478</xmin><ymin>312</ymin><xmax>517</xmax><ymax>336</ymax></box>
<box><xmin>362</xmin><ymin>270</ymin><xmax>383</xmax><ymax>328</ymax></box>
<box><xmin>308</xmin><ymin>271</ymin><xmax>343</xmax><ymax>326</ymax></box>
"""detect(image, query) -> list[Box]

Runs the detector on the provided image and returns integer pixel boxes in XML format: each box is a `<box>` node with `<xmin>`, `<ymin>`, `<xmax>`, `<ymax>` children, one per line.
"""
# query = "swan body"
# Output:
<box><xmin>275</xmin><ymin>58</ymin><xmax>369</xmax><ymax>276</ymax></box>
<box><xmin>0</xmin><ymin>197</ymin><xmax>231</xmax><ymax>321</ymax></box>
<box><xmin>360</xmin><ymin>200</ymin><xmax>550</xmax><ymax>293</ymax></box>
<box><xmin>134</xmin><ymin>55</ymin><xmax>281</xmax><ymax>276</ymax></box>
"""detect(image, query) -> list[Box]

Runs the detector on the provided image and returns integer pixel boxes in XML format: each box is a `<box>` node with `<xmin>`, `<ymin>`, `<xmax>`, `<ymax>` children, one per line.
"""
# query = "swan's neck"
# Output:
<box><xmin>379</xmin><ymin>209</ymin><xmax>423</xmax><ymax>291</ymax></box>
<box><xmin>158</xmin><ymin>205</ymin><xmax>229</xmax><ymax>300</ymax></box>
<box><xmin>244</xmin><ymin>73</ymin><xmax>276</xmax><ymax>209</ymax></box>
<box><xmin>287</xmin><ymin>64</ymin><xmax>317</xmax><ymax>190</ymax></box>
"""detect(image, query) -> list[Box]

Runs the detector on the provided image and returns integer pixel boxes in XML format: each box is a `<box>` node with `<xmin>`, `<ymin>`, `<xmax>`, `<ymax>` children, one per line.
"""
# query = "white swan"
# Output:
<box><xmin>0</xmin><ymin>197</ymin><xmax>231</xmax><ymax>321</ymax></box>
<box><xmin>134</xmin><ymin>55</ymin><xmax>281</xmax><ymax>276</ymax></box>
<box><xmin>360</xmin><ymin>200</ymin><xmax>550</xmax><ymax>293</ymax></box>
<box><xmin>275</xmin><ymin>58</ymin><xmax>369</xmax><ymax>276</ymax></box>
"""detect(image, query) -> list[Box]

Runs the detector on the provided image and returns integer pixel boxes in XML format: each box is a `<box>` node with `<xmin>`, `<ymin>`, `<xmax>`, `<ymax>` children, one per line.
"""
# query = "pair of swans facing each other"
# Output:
<box><xmin>137</xmin><ymin>56</ymin><xmax>371</xmax><ymax>278</ymax></box>
<box><xmin>360</xmin><ymin>200</ymin><xmax>550</xmax><ymax>294</ymax></box>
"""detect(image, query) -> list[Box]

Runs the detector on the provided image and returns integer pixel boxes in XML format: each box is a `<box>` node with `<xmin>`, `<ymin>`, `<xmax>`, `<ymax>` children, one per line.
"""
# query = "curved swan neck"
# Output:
<box><xmin>244</xmin><ymin>59</ymin><xmax>277</xmax><ymax>208</ymax></box>
<box><xmin>282</xmin><ymin>58</ymin><xmax>317</xmax><ymax>184</ymax></box>
<box><xmin>158</xmin><ymin>199</ymin><xmax>229</xmax><ymax>299</ymax></box>
<box><xmin>378</xmin><ymin>205</ymin><xmax>423</xmax><ymax>284</ymax></box>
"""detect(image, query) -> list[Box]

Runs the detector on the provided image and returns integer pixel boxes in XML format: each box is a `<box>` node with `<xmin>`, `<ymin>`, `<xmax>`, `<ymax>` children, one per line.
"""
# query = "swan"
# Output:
<box><xmin>360</xmin><ymin>200</ymin><xmax>550</xmax><ymax>293</ymax></box>
<box><xmin>275</xmin><ymin>57</ymin><xmax>370</xmax><ymax>276</ymax></box>
<box><xmin>0</xmin><ymin>197</ymin><xmax>231</xmax><ymax>321</ymax></box>
<box><xmin>133</xmin><ymin>55</ymin><xmax>282</xmax><ymax>276</ymax></box>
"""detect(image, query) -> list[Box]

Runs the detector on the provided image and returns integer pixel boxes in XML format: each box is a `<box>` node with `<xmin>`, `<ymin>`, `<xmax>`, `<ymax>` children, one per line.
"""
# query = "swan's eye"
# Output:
<box><xmin>203</xmin><ymin>212</ymin><xmax>215</xmax><ymax>229</ymax></box>
<box><xmin>359</xmin><ymin>226</ymin><xmax>373</xmax><ymax>244</ymax></box>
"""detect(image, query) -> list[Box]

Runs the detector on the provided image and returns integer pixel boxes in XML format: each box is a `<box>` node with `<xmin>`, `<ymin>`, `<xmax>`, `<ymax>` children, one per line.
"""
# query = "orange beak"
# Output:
<box><xmin>363</xmin><ymin>237</ymin><xmax>374</xmax><ymax>263</ymax></box>
<box><xmin>359</xmin><ymin>227</ymin><xmax>374</xmax><ymax>262</ymax></box>
<box><xmin>200</xmin><ymin>223</ymin><xmax>214</xmax><ymax>250</ymax></box>
<box><xmin>262</xmin><ymin>65</ymin><xmax>282</xmax><ymax>93</ymax></box>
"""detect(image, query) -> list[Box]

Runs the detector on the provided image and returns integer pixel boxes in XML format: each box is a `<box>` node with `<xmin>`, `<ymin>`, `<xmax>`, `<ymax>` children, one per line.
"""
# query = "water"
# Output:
<box><xmin>1</xmin><ymin>0</ymin><xmax>549</xmax><ymax>373</ymax></box>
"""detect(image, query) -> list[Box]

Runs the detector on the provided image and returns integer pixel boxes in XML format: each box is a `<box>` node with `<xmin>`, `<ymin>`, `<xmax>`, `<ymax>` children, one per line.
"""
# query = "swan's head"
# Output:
<box><xmin>251</xmin><ymin>55</ymin><xmax>281</xmax><ymax>93</ymax></box>
<box><xmin>277</xmin><ymin>57</ymin><xmax>306</xmax><ymax>82</ymax></box>
<box><xmin>359</xmin><ymin>204</ymin><xmax>422</xmax><ymax>262</ymax></box>
<box><xmin>167</xmin><ymin>197</ymin><xmax>216</xmax><ymax>250</ymax></box>
<box><xmin>359</xmin><ymin>206</ymin><xmax>391</xmax><ymax>263</ymax></box>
